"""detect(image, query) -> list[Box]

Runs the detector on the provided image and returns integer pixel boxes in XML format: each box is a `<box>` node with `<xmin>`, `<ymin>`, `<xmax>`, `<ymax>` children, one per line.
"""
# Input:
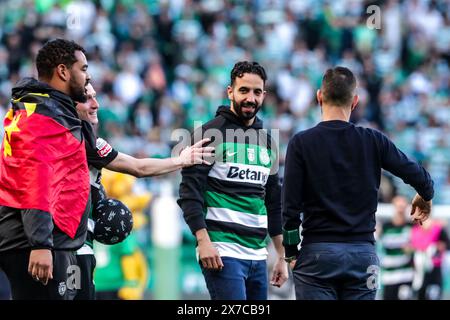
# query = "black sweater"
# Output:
<box><xmin>282</xmin><ymin>120</ymin><xmax>434</xmax><ymax>252</ymax></box>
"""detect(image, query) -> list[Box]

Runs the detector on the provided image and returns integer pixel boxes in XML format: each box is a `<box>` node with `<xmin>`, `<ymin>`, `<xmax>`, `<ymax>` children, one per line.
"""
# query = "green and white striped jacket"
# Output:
<box><xmin>178</xmin><ymin>106</ymin><xmax>282</xmax><ymax>260</ymax></box>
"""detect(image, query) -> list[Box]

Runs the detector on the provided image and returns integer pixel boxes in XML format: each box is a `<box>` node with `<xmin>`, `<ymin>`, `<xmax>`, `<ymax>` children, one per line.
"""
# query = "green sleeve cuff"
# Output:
<box><xmin>282</xmin><ymin>228</ymin><xmax>300</xmax><ymax>246</ymax></box>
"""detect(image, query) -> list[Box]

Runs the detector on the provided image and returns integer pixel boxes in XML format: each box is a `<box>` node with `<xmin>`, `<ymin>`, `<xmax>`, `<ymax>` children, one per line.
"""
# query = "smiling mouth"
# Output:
<box><xmin>242</xmin><ymin>106</ymin><xmax>256</xmax><ymax>112</ymax></box>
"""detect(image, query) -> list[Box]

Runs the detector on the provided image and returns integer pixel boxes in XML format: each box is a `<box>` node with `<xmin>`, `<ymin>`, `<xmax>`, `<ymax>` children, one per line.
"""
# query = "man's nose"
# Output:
<box><xmin>246</xmin><ymin>92</ymin><xmax>256</xmax><ymax>103</ymax></box>
<box><xmin>92</xmin><ymin>98</ymin><xmax>99</xmax><ymax>109</ymax></box>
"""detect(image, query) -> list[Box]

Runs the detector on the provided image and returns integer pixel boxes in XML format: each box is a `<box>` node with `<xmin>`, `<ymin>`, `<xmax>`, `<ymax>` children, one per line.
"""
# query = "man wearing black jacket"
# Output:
<box><xmin>282</xmin><ymin>66</ymin><xmax>433</xmax><ymax>300</ymax></box>
<box><xmin>178</xmin><ymin>61</ymin><xmax>288</xmax><ymax>300</ymax></box>
<box><xmin>73</xmin><ymin>83</ymin><xmax>212</xmax><ymax>300</ymax></box>
<box><xmin>0</xmin><ymin>39</ymin><xmax>91</xmax><ymax>300</ymax></box>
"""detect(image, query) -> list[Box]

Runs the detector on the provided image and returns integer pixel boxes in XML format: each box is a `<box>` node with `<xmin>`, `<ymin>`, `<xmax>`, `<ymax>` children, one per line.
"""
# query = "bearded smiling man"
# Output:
<box><xmin>178</xmin><ymin>61</ymin><xmax>288</xmax><ymax>300</ymax></box>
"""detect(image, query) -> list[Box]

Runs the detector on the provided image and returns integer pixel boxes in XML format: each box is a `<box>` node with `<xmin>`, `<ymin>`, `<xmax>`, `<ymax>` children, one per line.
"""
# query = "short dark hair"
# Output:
<box><xmin>230</xmin><ymin>61</ymin><xmax>267</xmax><ymax>86</ymax></box>
<box><xmin>36</xmin><ymin>39</ymin><xmax>86</xmax><ymax>80</ymax></box>
<box><xmin>321</xmin><ymin>66</ymin><xmax>357</xmax><ymax>107</ymax></box>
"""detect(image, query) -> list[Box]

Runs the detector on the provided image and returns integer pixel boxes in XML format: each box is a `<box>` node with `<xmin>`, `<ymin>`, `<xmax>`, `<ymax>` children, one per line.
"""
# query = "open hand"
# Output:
<box><xmin>411</xmin><ymin>193</ymin><xmax>432</xmax><ymax>225</ymax></box>
<box><xmin>178</xmin><ymin>138</ymin><xmax>214</xmax><ymax>167</ymax></box>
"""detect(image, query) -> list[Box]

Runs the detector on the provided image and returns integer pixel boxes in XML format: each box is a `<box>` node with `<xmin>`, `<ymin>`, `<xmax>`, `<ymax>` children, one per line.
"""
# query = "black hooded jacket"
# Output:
<box><xmin>0</xmin><ymin>78</ymin><xmax>93</xmax><ymax>251</ymax></box>
<box><xmin>178</xmin><ymin>106</ymin><xmax>282</xmax><ymax>245</ymax></box>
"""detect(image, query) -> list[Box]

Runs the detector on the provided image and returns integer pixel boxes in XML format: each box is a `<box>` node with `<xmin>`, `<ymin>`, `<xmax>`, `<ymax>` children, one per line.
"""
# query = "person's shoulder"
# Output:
<box><xmin>189</xmin><ymin>115</ymin><xmax>226</xmax><ymax>142</ymax></box>
<box><xmin>202</xmin><ymin>114</ymin><xmax>227</xmax><ymax>131</ymax></box>
<box><xmin>352</xmin><ymin>125</ymin><xmax>393</xmax><ymax>146</ymax></box>
<box><xmin>354</xmin><ymin>124</ymin><xmax>386</xmax><ymax>138</ymax></box>
<box><xmin>285</xmin><ymin>128</ymin><xmax>313</xmax><ymax>151</ymax></box>
<box><xmin>29</xmin><ymin>91</ymin><xmax>76</xmax><ymax>121</ymax></box>
<box><xmin>291</xmin><ymin>126</ymin><xmax>320</xmax><ymax>141</ymax></box>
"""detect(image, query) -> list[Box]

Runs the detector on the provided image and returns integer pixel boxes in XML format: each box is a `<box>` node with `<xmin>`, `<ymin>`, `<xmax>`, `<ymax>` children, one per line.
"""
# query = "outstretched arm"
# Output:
<box><xmin>106</xmin><ymin>138</ymin><xmax>214</xmax><ymax>177</ymax></box>
<box><xmin>380</xmin><ymin>132</ymin><xmax>434</xmax><ymax>202</ymax></box>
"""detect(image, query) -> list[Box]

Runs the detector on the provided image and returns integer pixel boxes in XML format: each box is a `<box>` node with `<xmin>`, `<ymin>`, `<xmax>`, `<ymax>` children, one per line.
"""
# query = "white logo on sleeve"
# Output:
<box><xmin>96</xmin><ymin>138</ymin><xmax>112</xmax><ymax>157</ymax></box>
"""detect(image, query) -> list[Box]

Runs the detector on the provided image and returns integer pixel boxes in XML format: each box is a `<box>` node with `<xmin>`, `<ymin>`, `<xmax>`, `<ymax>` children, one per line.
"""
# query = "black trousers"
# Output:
<box><xmin>0</xmin><ymin>249</ymin><xmax>77</xmax><ymax>300</ymax></box>
<box><xmin>74</xmin><ymin>254</ymin><xmax>96</xmax><ymax>300</ymax></box>
<box><xmin>293</xmin><ymin>242</ymin><xmax>379</xmax><ymax>300</ymax></box>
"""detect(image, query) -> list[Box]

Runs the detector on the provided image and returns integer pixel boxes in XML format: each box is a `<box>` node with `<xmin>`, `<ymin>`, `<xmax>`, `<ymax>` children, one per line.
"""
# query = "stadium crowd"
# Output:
<box><xmin>0</xmin><ymin>0</ymin><xmax>449</xmax><ymax>202</ymax></box>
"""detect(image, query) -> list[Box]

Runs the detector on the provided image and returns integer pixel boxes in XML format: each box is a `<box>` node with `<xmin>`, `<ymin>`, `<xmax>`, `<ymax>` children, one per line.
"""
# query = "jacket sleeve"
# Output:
<box><xmin>177</xmin><ymin>125</ymin><xmax>216</xmax><ymax>235</ymax></box>
<box><xmin>282</xmin><ymin>136</ymin><xmax>304</xmax><ymax>257</ymax></box>
<box><xmin>379</xmin><ymin>132</ymin><xmax>434</xmax><ymax>201</ymax></box>
<box><xmin>177</xmin><ymin>163</ymin><xmax>213</xmax><ymax>235</ymax></box>
<box><xmin>265</xmin><ymin>173</ymin><xmax>282</xmax><ymax>237</ymax></box>
<box><xmin>21</xmin><ymin>209</ymin><xmax>54</xmax><ymax>249</ymax></box>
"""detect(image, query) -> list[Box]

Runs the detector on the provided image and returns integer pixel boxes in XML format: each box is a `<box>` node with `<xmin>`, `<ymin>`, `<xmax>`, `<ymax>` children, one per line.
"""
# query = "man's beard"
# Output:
<box><xmin>233</xmin><ymin>100</ymin><xmax>261</xmax><ymax>121</ymax></box>
<box><xmin>69</xmin><ymin>78</ymin><xmax>87</xmax><ymax>103</ymax></box>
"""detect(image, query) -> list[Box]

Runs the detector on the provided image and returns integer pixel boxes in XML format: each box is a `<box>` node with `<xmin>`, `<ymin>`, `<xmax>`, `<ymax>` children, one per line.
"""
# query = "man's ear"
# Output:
<box><xmin>316</xmin><ymin>89</ymin><xmax>322</xmax><ymax>106</ymax></box>
<box><xmin>351</xmin><ymin>95</ymin><xmax>359</xmax><ymax>111</ymax></box>
<box><xmin>55</xmin><ymin>64</ymin><xmax>69</xmax><ymax>82</ymax></box>
<box><xmin>227</xmin><ymin>85</ymin><xmax>233</xmax><ymax>100</ymax></box>
<box><xmin>261</xmin><ymin>90</ymin><xmax>267</xmax><ymax>102</ymax></box>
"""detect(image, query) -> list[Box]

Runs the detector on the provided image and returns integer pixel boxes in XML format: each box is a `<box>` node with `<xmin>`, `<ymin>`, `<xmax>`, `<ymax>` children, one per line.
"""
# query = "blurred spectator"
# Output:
<box><xmin>411</xmin><ymin>218</ymin><xmax>449</xmax><ymax>300</ymax></box>
<box><xmin>378</xmin><ymin>196</ymin><xmax>414</xmax><ymax>300</ymax></box>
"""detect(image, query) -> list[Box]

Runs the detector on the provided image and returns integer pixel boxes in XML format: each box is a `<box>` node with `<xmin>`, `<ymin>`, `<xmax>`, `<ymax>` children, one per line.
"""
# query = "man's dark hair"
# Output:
<box><xmin>230</xmin><ymin>61</ymin><xmax>267</xmax><ymax>86</ymax></box>
<box><xmin>321</xmin><ymin>66</ymin><xmax>357</xmax><ymax>107</ymax></box>
<box><xmin>36</xmin><ymin>39</ymin><xmax>86</xmax><ymax>80</ymax></box>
